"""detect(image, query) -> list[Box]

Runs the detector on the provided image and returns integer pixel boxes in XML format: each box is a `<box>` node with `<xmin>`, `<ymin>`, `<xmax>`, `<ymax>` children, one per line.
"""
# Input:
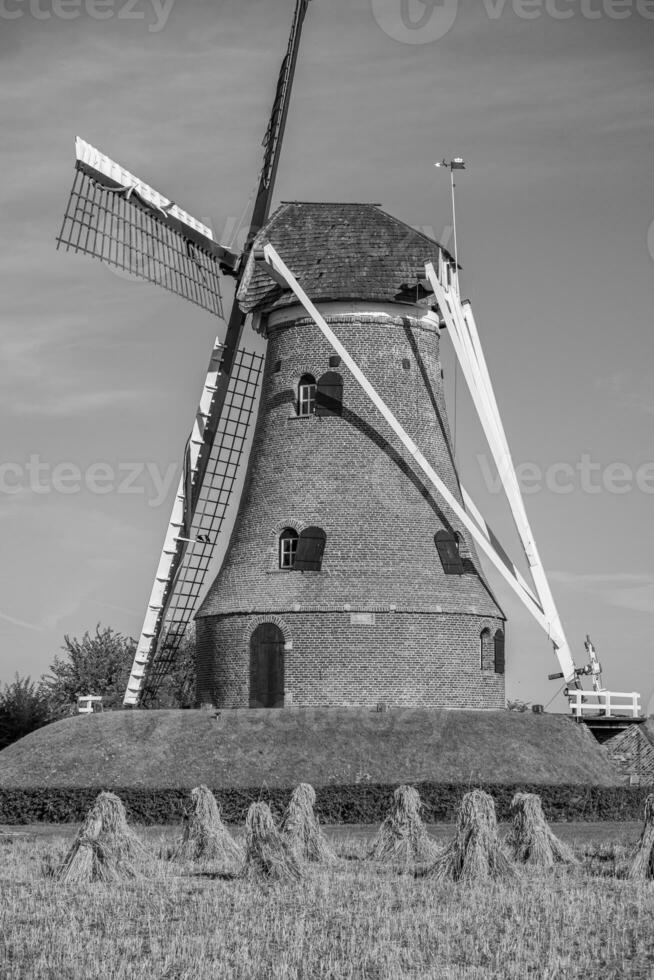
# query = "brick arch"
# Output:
<box><xmin>270</xmin><ymin>517</ymin><xmax>306</xmax><ymax>538</ymax></box>
<box><xmin>244</xmin><ymin>614</ymin><xmax>292</xmax><ymax>646</ymax></box>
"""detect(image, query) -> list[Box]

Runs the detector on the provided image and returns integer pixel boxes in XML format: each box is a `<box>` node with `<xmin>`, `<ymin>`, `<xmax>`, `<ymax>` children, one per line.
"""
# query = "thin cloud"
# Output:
<box><xmin>551</xmin><ymin>571</ymin><xmax>654</xmax><ymax>616</ymax></box>
<box><xmin>0</xmin><ymin>610</ymin><xmax>44</xmax><ymax>633</ymax></box>
<box><xmin>11</xmin><ymin>389</ymin><xmax>142</xmax><ymax>418</ymax></box>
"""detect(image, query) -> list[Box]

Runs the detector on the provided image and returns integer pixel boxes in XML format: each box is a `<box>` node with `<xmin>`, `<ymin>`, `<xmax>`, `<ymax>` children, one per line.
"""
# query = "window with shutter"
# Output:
<box><xmin>434</xmin><ymin>530</ymin><xmax>464</xmax><ymax>575</ymax></box>
<box><xmin>294</xmin><ymin>526</ymin><xmax>327</xmax><ymax>572</ymax></box>
<box><xmin>297</xmin><ymin>374</ymin><xmax>316</xmax><ymax>416</ymax></box>
<box><xmin>316</xmin><ymin>371</ymin><xmax>343</xmax><ymax>417</ymax></box>
<box><xmin>279</xmin><ymin>528</ymin><xmax>299</xmax><ymax>569</ymax></box>
<box><xmin>494</xmin><ymin>630</ymin><xmax>506</xmax><ymax>675</ymax></box>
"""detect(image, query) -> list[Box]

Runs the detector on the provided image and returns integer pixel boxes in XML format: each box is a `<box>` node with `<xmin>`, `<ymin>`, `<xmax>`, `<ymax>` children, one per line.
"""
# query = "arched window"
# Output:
<box><xmin>297</xmin><ymin>374</ymin><xmax>316</xmax><ymax>417</ymax></box>
<box><xmin>279</xmin><ymin>528</ymin><xmax>299</xmax><ymax>569</ymax></box>
<box><xmin>494</xmin><ymin>630</ymin><xmax>506</xmax><ymax>675</ymax></box>
<box><xmin>295</xmin><ymin>526</ymin><xmax>327</xmax><ymax>572</ymax></box>
<box><xmin>316</xmin><ymin>372</ymin><xmax>343</xmax><ymax>417</ymax></box>
<box><xmin>480</xmin><ymin>628</ymin><xmax>493</xmax><ymax>671</ymax></box>
<box><xmin>435</xmin><ymin>529</ymin><xmax>464</xmax><ymax>575</ymax></box>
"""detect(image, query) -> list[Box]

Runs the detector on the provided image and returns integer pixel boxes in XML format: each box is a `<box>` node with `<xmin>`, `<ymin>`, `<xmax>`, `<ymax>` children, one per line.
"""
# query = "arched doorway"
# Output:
<box><xmin>249</xmin><ymin>623</ymin><xmax>285</xmax><ymax>708</ymax></box>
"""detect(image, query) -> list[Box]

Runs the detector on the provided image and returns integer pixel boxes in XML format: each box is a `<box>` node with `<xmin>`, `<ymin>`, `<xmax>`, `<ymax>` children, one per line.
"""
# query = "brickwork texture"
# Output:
<box><xmin>197</xmin><ymin>308</ymin><xmax>506</xmax><ymax>709</ymax></box>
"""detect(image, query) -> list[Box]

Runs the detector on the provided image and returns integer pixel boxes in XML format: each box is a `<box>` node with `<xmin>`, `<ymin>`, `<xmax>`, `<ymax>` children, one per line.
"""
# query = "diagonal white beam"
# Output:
<box><xmin>425</xmin><ymin>263</ymin><xmax>575</xmax><ymax>682</ymax></box>
<box><xmin>260</xmin><ymin>243</ymin><xmax>563</xmax><ymax>648</ymax></box>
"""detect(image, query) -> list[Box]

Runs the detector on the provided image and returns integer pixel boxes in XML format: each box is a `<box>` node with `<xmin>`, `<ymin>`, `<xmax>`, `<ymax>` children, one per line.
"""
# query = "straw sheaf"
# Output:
<box><xmin>55</xmin><ymin>792</ymin><xmax>148</xmax><ymax>884</ymax></box>
<box><xmin>506</xmin><ymin>793</ymin><xmax>577</xmax><ymax>869</ymax></box>
<box><xmin>423</xmin><ymin>789</ymin><xmax>516</xmax><ymax>882</ymax></box>
<box><xmin>170</xmin><ymin>785</ymin><xmax>243</xmax><ymax>865</ymax></box>
<box><xmin>368</xmin><ymin>785</ymin><xmax>440</xmax><ymax>867</ymax></box>
<box><xmin>240</xmin><ymin>802</ymin><xmax>304</xmax><ymax>882</ymax></box>
<box><xmin>280</xmin><ymin>784</ymin><xmax>336</xmax><ymax>865</ymax></box>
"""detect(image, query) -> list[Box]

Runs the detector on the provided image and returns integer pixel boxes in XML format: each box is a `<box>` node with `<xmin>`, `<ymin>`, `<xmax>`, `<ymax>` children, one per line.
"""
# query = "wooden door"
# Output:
<box><xmin>249</xmin><ymin>623</ymin><xmax>285</xmax><ymax>708</ymax></box>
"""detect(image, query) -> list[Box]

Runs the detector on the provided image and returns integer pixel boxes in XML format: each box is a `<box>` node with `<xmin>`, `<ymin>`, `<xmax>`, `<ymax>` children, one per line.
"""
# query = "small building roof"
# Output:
<box><xmin>237</xmin><ymin>201</ymin><xmax>454</xmax><ymax>314</ymax></box>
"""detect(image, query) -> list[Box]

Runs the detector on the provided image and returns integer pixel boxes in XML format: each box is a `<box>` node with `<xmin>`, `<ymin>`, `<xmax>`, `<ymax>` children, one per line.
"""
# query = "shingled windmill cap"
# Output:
<box><xmin>237</xmin><ymin>202</ymin><xmax>456</xmax><ymax>314</ymax></box>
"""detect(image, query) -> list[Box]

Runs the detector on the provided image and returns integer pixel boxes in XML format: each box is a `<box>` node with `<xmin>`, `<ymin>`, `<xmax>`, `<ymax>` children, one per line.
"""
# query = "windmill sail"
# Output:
<box><xmin>56</xmin><ymin>138</ymin><xmax>239</xmax><ymax>317</ymax></box>
<box><xmin>124</xmin><ymin>344</ymin><xmax>265</xmax><ymax>706</ymax></box>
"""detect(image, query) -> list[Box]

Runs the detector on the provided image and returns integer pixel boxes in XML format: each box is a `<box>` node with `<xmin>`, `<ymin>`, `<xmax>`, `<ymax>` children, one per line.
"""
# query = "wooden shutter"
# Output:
<box><xmin>494</xmin><ymin>630</ymin><xmax>506</xmax><ymax>675</ymax></box>
<box><xmin>316</xmin><ymin>371</ymin><xmax>343</xmax><ymax>417</ymax></box>
<box><xmin>295</xmin><ymin>526</ymin><xmax>327</xmax><ymax>571</ymax></box>
<box><xmin>435</xmin><ymin>530</ymin><xmax>464</xmax><ymax>575</ymax></box>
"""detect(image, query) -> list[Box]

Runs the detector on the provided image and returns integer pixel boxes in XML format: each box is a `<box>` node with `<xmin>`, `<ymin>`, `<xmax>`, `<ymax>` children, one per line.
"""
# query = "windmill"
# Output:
<box><xmin>56</xmin><ymin>0</ymin><xmax>641</xmax><ymax>722</ymax></box>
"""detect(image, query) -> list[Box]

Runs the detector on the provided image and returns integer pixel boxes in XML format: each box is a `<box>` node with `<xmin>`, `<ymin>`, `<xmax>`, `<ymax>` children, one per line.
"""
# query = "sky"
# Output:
<box><xmin>0</xmin><ymin>0</ymin><xmax>653</xmax><ymax>713</ymax></box>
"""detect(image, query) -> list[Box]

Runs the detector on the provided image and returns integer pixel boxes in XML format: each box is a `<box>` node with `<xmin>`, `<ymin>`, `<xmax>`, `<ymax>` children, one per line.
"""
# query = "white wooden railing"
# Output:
<box><xmin>568</xmin><ymin>690</ymin><xmax>642</xmax><ymax>719</ymax></box>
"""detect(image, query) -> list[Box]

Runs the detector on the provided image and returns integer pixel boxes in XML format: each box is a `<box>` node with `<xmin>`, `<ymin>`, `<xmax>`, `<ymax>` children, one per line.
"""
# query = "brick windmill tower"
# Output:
<box><xmin>58</xmin><ymin>0</ymin><xmax>612</xmax><ymax>716</ymax></box>
<box><xmin>195</xmin><ymin>203</ymin><xmax>506</xmax><ymax>709</ymax></box>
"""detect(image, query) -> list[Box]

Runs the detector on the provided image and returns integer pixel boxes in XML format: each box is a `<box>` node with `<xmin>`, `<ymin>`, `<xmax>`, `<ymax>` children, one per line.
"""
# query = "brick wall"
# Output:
<box><xmin>196</xmin><ymin>308</ymin><xmax>506</xmax><ymax>708</ymax></box>
<box><xmin>197</xmin><ymin>611</ymin><xmax>505</xmax><ymax>709</ymax></box>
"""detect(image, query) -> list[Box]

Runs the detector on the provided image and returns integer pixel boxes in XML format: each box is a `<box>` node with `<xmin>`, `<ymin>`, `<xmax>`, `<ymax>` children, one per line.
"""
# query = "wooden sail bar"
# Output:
<box><xmin>56</xmin><ymin>139</ymin><xmax>237</xmax><ymax>318</ymax></box>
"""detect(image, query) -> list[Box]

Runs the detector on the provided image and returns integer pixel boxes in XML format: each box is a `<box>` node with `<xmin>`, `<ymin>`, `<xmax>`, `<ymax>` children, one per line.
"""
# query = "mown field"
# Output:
<box><xmin>1</xmin><ymin>822</ymin><xmax>652</xmax><ymax>980</ymax></box>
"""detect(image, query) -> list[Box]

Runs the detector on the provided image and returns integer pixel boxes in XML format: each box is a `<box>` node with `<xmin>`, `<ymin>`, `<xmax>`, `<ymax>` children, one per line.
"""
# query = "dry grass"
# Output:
<box><xmin>628</xmin><ymin>794</ymin><xmax>654</xmax><ymax>881</ymax></box>
<box><xmin>506</xmin><ymin>793</ymin><xmax>577</xmax><ymax>869</ymax></box>
<box><xmin>280</xmin><ymin>784</ymin><xmax>335</xmax><ymax>865</ymax></box>
<box><xmin>423</xmin><ymin>790</ymin><xmax>516</xmax><ymax>882</ymax></box>
<box><xmin>54</xmin><ymin>792</ymin><xmax>147</xmax><ymax>884</ymax></box>
<box><xmin>0</xmin><ymin>824</ymin><xmax>652</xmax><ymax>979</ymax></box>
<box><xmin>169</xmin><ymin>785</ymin><xmax>242</xmax><ymax>867</ymax></box>
<box><xmin>240</xmin><ymin>802</ymin><xmax>304</xmax><ymax>882</ymax></box>
<box><xmin>368</xmin><ymin>785</ymin><xmax>440</xmax><ymax>868</ymax></box>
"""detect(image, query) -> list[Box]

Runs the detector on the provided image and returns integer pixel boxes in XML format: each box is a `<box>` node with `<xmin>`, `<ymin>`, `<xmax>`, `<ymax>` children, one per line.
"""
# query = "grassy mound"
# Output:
<box><xmin>0</xmin><ymin>708</ymin><xmax>620</xmax><ymax>792</ymax></box>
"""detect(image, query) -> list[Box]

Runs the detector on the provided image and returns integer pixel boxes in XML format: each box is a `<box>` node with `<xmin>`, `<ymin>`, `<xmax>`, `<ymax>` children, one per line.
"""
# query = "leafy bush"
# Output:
<box><xmin>0</xmin><ymin>675</ymin><xmax>52</xmax><ymax>750</ymax></box>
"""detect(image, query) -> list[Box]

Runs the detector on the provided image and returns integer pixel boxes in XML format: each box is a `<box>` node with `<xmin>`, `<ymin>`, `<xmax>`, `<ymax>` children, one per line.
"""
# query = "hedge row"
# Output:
<box><xmin>0</xmin><ymin>783</ymin><xmax>650</xmax><ymax>825</ymax></box>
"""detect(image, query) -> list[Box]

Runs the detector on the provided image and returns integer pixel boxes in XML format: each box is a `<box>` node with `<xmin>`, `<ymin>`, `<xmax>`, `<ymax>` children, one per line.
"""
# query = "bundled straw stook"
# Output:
<box><xmin>628</xmin><ymin>794</ymin><xmax>654</xmax><ymax>881</ymax></box>
<box><xmin>368</xmin><ymin>785</ymin><xmax>439</xmax><ymax>867</ymax></box>
<box><xmin>280</xmin><ymin>783</ymin><xmax>335</xmax><ymax>865</ymax></box>
<box><xmin>55</xmin><ymin>792</ymin><xmax>147</xmax><ymax>884</ymax></box>
<box><xmin>240</xmin><ymin>802</ymin><xmax>304</xmax><ymax>882</ymax></box>
<box><xmin>170</xmin><ymin>785</ymin><xmax>243</xmax><ymax>865</ymax></box>
<box><xmin>423</xmin><ymin>789</ymin><xmax>516</xmax><ymax>882</ymax></box>
<box><xmin>506</xmin><ymin>792</ymin><xmax>577</xmax><ymax>869</ymax></box>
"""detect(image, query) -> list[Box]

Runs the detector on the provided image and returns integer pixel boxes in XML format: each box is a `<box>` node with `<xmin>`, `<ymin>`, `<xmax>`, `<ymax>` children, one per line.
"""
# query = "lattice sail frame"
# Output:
<box><xmin>56</xmin><ymin>138</ymin><xmax>238</xmax><ymax>318</ymax></box>
<box><xmin>125</xmin><ymin>346</ymin><xmax>264</xmax><ymax>705</ymax></box>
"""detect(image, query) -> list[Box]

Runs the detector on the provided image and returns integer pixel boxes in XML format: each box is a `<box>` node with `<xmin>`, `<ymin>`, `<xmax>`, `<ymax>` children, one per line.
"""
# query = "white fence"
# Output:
<box><xmin>568</xmin><ymin>690</ymin><xmax>642</xmax><ymax>719</ymax></box>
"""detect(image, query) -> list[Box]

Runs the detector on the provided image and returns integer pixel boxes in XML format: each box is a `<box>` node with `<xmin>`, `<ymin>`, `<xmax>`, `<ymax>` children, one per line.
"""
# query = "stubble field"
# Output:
<box><xmin>0</xmin><ymin>822</ymin><xmax>652</xmax><ymax>980</ymax></box>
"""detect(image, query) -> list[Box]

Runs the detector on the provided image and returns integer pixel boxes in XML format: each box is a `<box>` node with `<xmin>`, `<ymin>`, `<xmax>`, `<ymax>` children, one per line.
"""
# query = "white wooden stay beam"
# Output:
<box><xmin>424</xmin><ymin>264</ymin><xmax>576</xmax><ymax>683</ymax></box>
<box><xmin>259</xmin><ymin>243</ymin><xmax>564</xmax><ymax>648</ymax></box>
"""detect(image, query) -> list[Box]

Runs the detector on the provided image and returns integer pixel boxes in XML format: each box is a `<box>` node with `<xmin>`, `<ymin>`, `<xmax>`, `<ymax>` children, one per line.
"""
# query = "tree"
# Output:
<box><xmin>43</xmin><ymin>624</ymin><xmax>136</xmax><ymax>714</ymax></box>
<box><xmin>0</xmin><ymin>675</ymin><xmax>52</xmax><ymax>750</ymax></box>
<box><xmin>42</xmin><ymin>624</ymin><xmax>198</xmax><ymax>713</ymax></box>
